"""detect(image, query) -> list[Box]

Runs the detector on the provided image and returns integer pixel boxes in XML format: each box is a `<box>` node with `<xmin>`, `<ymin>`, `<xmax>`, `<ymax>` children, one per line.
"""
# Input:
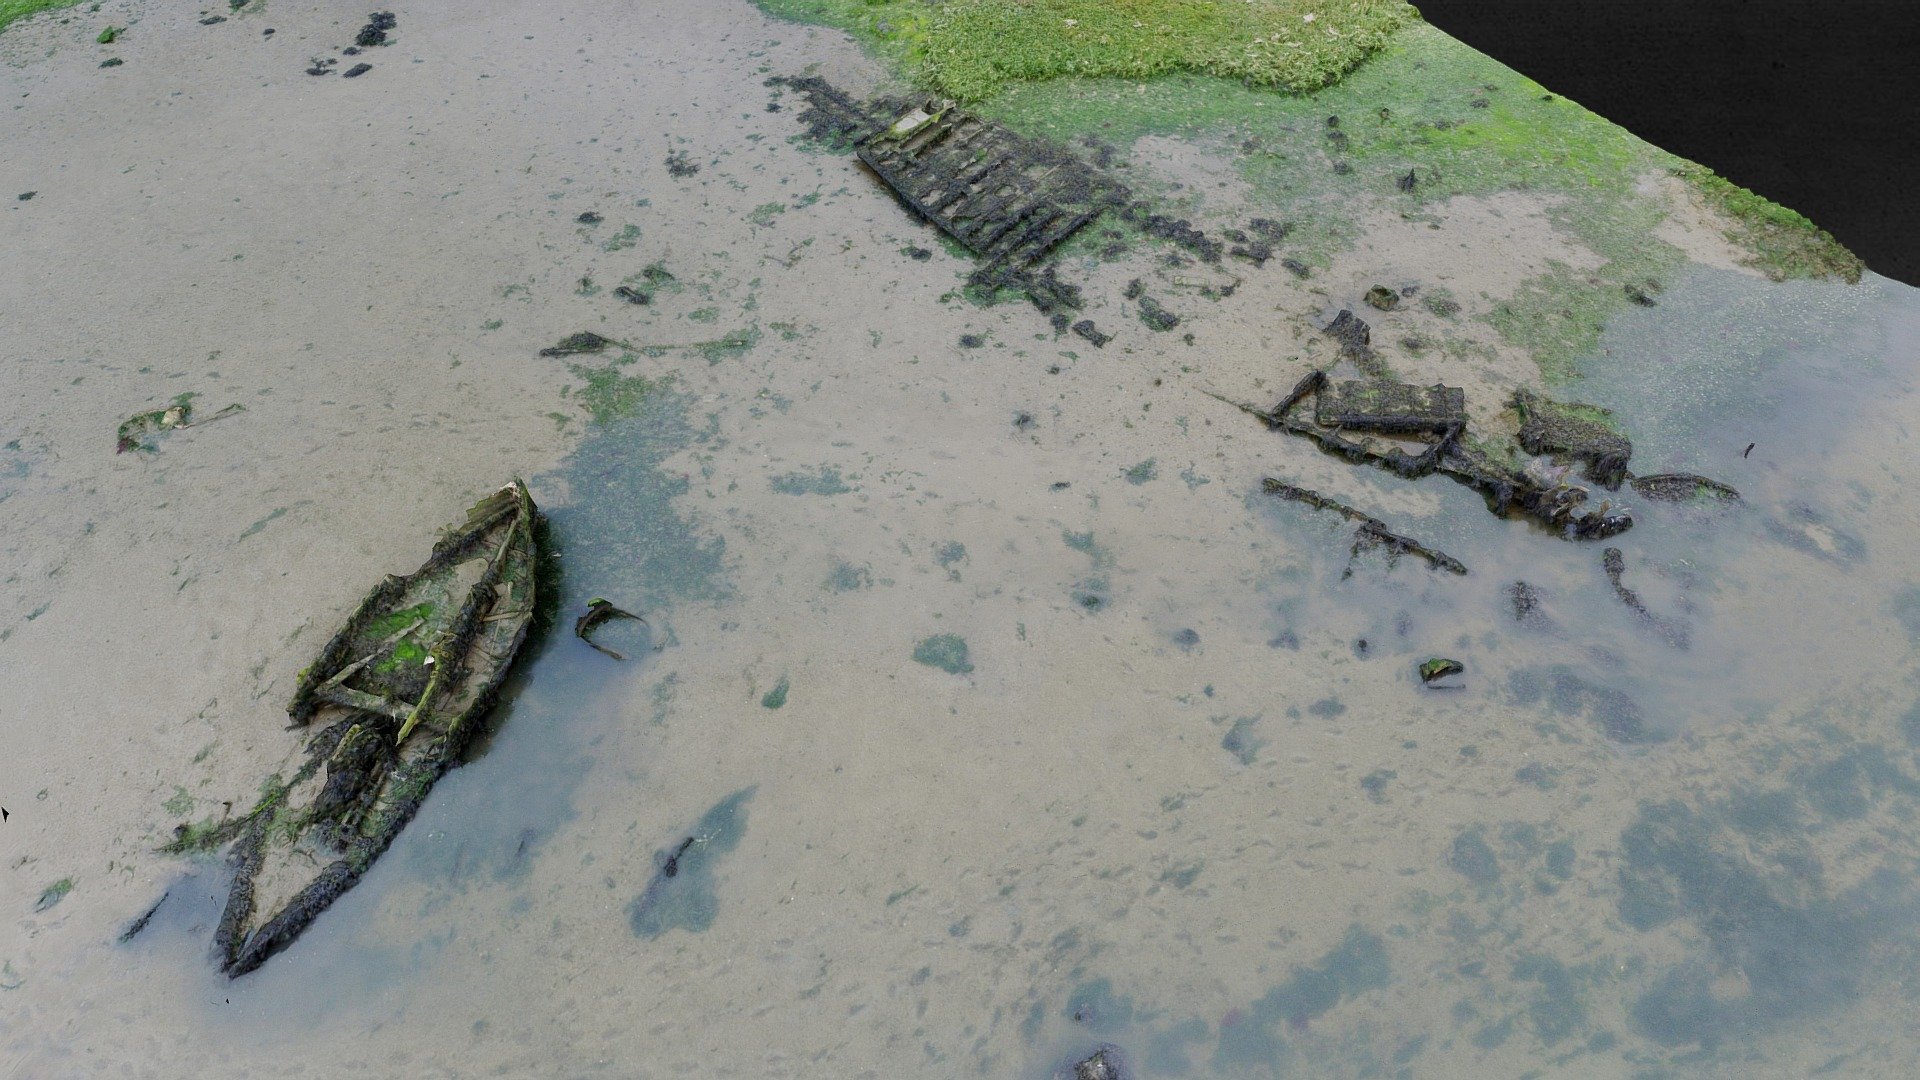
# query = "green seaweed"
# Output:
<box><xmin>1673</xmin><ymin>162</ymin><xmax>1863</xmax><ymax>283</ymax></box>
<box><xmin>34</xmin><ymin>877</ymin><xmax>73</xmax><ymax>913</ymax></box>
<box><xmin>913</xmin><ymin>633</ymin><xmax>973</xmax><ymax>674</ymax></box>
<box><xmin>569</xmin><ymin>365</ymin><xmax>670</xmax><ymax>425</ymax></box>
<box><xmin>0</xmin><ymin>0</ymin><xmax>83</xmax><ymax>35</ymax></box>
<box><xmin>754</xmin><ymin>0</ymin><xmax>1414</xmax><ymax>103</ymax></box>
<box><xmin>761</xmin><ymin>675</ymin><xmax>790</xmax><ymax>709</ymax></box>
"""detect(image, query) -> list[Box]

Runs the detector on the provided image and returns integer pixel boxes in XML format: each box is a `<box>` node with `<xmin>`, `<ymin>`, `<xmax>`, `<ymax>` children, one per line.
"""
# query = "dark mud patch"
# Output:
<box><xmin>630</xmin><ymin>787</ymin><xmax>754</xmax><ymax>939</ymax></box>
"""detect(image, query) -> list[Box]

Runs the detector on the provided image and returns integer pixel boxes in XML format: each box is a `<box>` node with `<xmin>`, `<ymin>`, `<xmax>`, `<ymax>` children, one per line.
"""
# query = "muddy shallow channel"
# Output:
<box><xmin>6</xmin><ymin>1</ymin><xmax>1920</xmax><ymax>1078</ymax></box>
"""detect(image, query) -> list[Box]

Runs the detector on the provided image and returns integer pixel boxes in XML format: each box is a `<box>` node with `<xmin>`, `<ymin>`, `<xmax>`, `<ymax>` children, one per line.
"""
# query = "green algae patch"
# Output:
<box><xmin>770</xmin><ymin>466</ymin><xmax>853</xmax><ymax>496</ymax></box>
<box><xmin>34</xmin><ymin>877</ymin><xmax>73</xmax><ymax>913</ymax></box>
<box><xmin>913</xmin><ymin>633</ymin><xmax>973</xmax><ymax>674</ymax></box>
<box><xmin>756</xmin><ymin>0</ymin><xmax>1414</xmax><ymax>103</ymax></box>
<box><xmin>761</xmin><ymin>675</ymin><xmax>790</xmax><ymax>709</ymax></box>
<box><xmin>569</xmin><ymin>365</ymin><xmax>669</xmax><ymax>426</ymax></box>
<box><xmin>1674</xmin><ymin>162</ymin><xmax>1863</xmax><ymax>283</ymax></box>
<box><xmin>0</xmin><ymin>0</ymin><xmax>82</xmax><ymax>35</ymax></box>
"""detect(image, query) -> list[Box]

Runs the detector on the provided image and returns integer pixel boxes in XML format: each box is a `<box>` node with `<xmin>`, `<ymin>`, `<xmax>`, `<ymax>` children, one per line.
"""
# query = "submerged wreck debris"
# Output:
<box><xmin>1219</xmin><ymin>371</ymin><xmax>1634</xmax><ymax>541</ymax></box>
<box><xmin>1316</xmin><ymin>379</ymin><xmax>1464</xmax><ymax>436</ymax></box>
<box><xmin>1072</xmin><ymin>320</ymin><xmax>1111</xmax><ymax>348</ymax></box>
<box><xmin>116</xmin><ymin>395</ymin><xmax>244</xmax><ymax>454</ymax></box>
<box><xmin>575</xmin><ymin>597</ymin><xmax>642</xmax><ymax>660</ymax></box>
<box><xmin>774</xmin><ymin>77</ymin><xmax>1247</xmax><ymax>326</ymax></box>
<box><xmin>1322</xmin><ymin>309</ymin><xmax>1375</xmax><ymax>363</ymax></box>
<box><xmin>1419</xmin><ymin>657</ymin><xmax>1465</xmax><ymax>685</ymax></box>
<box><xmin>1262</xmin><ymin>478</ymin><xmax>1469</xmax><ymax>577</ymax></box>
<box><xmin>1056</xmin><ymin>1045</ymin><xmax>1129</xmax><ymax>1080</ymax></box>
<box><xmin>1513</xmin><ymin>389</ymin><xmax>1633</xmax><ymax>489</ymax></box>
<box><xmin>119</xmin><ymin>891</ymin><xmax>168</xmax><ymax>944</ymax></box>
<box><xmin>539</xmin><ymin>331</ymin><xmax>617</xmax><ymax>357</ymax></box>
<box><xmin>208</xmin><ymin>482</ymin><xmax>539</xmax><ymax>977</ymax></box>
<box><xmin>855</xmin><ymin>99</ymin><xmax>1125</xmax><ymax>270</ymax></box>
<box><xmin>1629</xmin><ymin>473</ymin><xmax>1740</xmax><ymax>503</ymax></box>
<box><xmin>1603</xmin><ymin>546</ymin><xmax>1690</xmax><ymax>647</ymax></box>
<box><xmin>1136</xmin><ymin>295</ymin><xmax>1179</xmax><ymax>332</ymax></box>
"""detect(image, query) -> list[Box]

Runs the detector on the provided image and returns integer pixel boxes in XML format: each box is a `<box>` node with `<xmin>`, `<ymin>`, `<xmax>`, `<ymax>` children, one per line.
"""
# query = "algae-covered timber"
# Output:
<box><xmin>212</xmin><ymin>481</ymin><xmax>539</xmax><ymax>978</ymax></box>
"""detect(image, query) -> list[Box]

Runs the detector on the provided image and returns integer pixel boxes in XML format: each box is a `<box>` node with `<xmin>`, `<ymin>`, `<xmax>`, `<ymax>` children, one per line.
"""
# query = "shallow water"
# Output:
<box><xmin>7</xmin><ymin>1</ymin><xmax>1920</xmax><ymax>1077</ymax></box>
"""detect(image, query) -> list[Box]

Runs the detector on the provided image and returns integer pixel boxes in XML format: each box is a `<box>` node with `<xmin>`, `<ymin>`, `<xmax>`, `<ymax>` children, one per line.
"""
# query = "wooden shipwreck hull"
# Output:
<box><xmin>214</xmin><ymin>481</ymin><xmax>539</xmax><ymax>977</ymax></box>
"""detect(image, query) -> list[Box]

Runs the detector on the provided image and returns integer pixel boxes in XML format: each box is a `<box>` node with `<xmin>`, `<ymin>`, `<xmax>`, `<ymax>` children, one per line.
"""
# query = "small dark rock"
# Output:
<box><xmin>17</xmin><ymin>192</ymin><xmax>34</xmax><ymax>201</ymax></box>
<box><xmin>613</xmin><ymin>286</ymin><xmax>650</xmax><ymax>305</ymax></box>
<box><xmin>1363</xmin><ymin>285</ymin><xmax>1399</xmax><ymax>311</ymax></box>
<box><xmin>959</xmin><ymin>333</ymin><xmax>986</xmax><ymax>349</ymax></box>
<box><xmin>199</xmin><ymin>15</ymin><xmax>226</xmax><ymax>24</ymax></box>
<box><xmin>341</xmin><ymin>63</ymin><xmax>372</xmax><ymax>78</ymax></box>
<box><xmin>665</xmin><ymin>150</ymin><xmax>699</xmax><ymax>178</ymax></box>
<box><xmin>904</xmin><ymin>245</ymin><xmax>932</xmax><ymax>261</ymax></box>
<box><xmin>1326</xmin><ymin>115</ymin><xmax>1340</xmax><ymax>128</ymax></box>
<box><xmin>306</xmin><ymin>66</ymin><xmax>330</xmax><ymax>75</ymax></box>
<box><xmin>1229</xmin><ymin>241</ymin><xmax>1272</xmax><ymax>266</ymax></box>
<box><xmin>100</xmin><ymin>57</ymin><xmax>125</xmax><ymax>68</ymax></box>
<box><xmin>342</xmin><ymin>45</ymin><xmax>360</xmax><ymax>55</ymax></box>
<box><xmin>1419</xmin><ymin>657</ymin><xmax>1465</xmax><ymax>685</ymax></box>
<box><xmin>1072</xmin><ymin>320</ymin><xmax>1110</xmax><ymax>348</ymax></box>
<box><xmin>263</xmin><ymin>27</ymin><xmax>275</xmax><ymax>35</ymax></box>
<box><xmin>1014</xmin><ymin>411</ymin><xmax>1035</xmax><ymax>429</ymax></box>
<box><xmin>1281</xmin><ymin>257</ymin><xmax>1310</xmax><ymax>278</ymax></box>
<box><xmin>1050</xmin><ymin>481</ymin><xmax>1071</xmax><ymax>490</ymax></box>
<box><xmin>576</xmin><ymin>210</ymin><xmax>603</xmax><ymax>224</ymax></box>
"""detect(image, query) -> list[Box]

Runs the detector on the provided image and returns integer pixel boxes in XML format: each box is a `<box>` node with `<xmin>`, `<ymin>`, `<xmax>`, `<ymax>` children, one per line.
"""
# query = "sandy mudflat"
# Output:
<box><xmin>7</xmin><ymin>2</ymin><xmax>1920</xmax><ymax>1078</ymax></box>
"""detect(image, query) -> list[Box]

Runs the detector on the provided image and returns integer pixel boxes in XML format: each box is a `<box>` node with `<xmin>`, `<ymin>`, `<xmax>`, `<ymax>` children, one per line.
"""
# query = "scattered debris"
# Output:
<box><xmin>116</xmin><ymin>395</ymin><xmax>245</xmax><ymax>454</ymax></box>
<box><xmin>341</xmin><ymin>63</ymin><xmax>372</xmax><ymax>78</ymax></box>
<box><xmin>1217</xmin><ymin>372</ymin><xmax>1633</xmax><ymax>541</ymax></box>
<box><xmin>1055</xmin><ymin>1045</ymin><xmax>1128</xmax><ymax>1080</ymax></box>
<box><xmin>1363</xmin><ymin>285</ymin><xmax>1400</xmax><ymax>311</ymax></box>
<box><xmin>199</xmin><ymin>15</ymin><xmax>226</xmax><ymax>25</ymax></box>
<box><xmin>1743</xmin><ymin>441</ymin><xmax>1756</xmax><ymax>458</ymax></box>
<box><xmin>1513</xmin><ymin>389</ymin><xmax>1632</xmax><ymax>488</ymax></box>
<box><xmin>211</xmin><ymin>483</ymin><xmax>540</xmax><ymax>978</ymax></box>
<box><xmin>539</xmin><ymin>331</ymin><xmax>617</xmax><ymax>357</ymax></box>
<box><xmin>119</xmin><ymin>891</ymin><xmax>168</xmax><ymax>943</ymax></box>
<box><xmin>1136</xmin><ymin>296</ymin><xmax>1179</xmax><ymax>332</ymax></box>
<box><xmin>1629</xmin><ymin>473</ymin><xmax>1739</xmax><ymax>502</ymax></box>
<box><xmin>575</xmin><ymin>598</ymin><xmax>643</xmax><ymax>660</ymax></box>
<box><xmin>1419</xmin><ymin>657</ymin><xmax>1465</xmax><ymax>685</ymax></box>
<box><xmin>353</xmin><ymin>11</ymin><xmax>395</xmax><ymax>48</ymax></box>
<box><xmin>1072</xmin><ymin>320</ymin><xmax>1110</xmax><ymax>348</ymax></box>
<box><xmin>1603</xmin><ymin>547</ymin><xmax>1689</xmax><ymax>647</ymax></box>
<box><xmin>1322</xmin><ymin>309</ymin><xmax>1375</xmax><ymax>363</ymax></box>
<box><xmin>1262</xmin><ymin>478</ymin><xmax>1469</xmax><ymax>576</ymax></box>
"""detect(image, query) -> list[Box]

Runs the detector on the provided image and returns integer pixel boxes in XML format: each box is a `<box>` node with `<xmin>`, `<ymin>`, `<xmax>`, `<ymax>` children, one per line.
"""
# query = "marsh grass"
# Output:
<box><xmin>0</xmin><ymin>0</ymin><xmax>84</xmax><ymax>35</ymax></box>
<box><xmin>757</xmin><ymin>0</ymin><xmax>1415</xmax><ymax>101</ymax></box>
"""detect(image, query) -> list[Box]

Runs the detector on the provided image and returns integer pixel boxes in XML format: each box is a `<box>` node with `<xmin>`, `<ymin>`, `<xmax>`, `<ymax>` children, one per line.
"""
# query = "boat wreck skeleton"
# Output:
<box><xmin>213</xmin><ymin>481</ymin><xmax>539</xmax><ymax>977</ymax></box>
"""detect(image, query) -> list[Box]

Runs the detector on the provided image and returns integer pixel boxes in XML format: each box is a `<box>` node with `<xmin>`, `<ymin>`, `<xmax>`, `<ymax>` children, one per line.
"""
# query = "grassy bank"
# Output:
<box><xmin>0</xmin><ymin>0</ymin><xmax>84</xmax><ymax>35</ymax></box>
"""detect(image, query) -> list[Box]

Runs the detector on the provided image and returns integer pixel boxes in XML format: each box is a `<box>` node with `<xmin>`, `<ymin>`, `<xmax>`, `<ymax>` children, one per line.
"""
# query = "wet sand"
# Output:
<box><xmin>7</xmin><ymin>2</ymin><xmax>1920</xmax><ymax>1078</ymax></box>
